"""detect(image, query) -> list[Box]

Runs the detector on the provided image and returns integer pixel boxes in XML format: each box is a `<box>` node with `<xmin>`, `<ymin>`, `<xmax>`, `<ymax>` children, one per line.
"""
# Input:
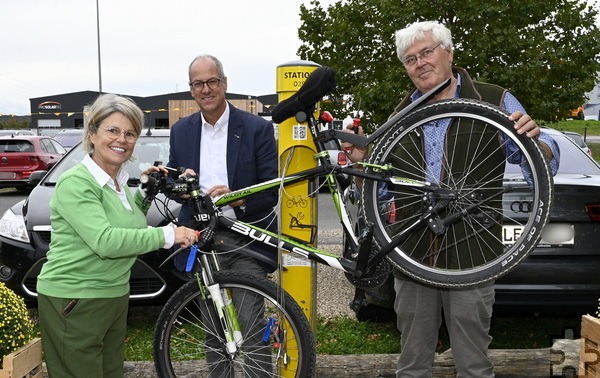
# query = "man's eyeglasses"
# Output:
<box><xmin>101</xmin><ymin>126</ymin><xmax>139</xmax><ymax>143</ymax></box>
<box><xmin>189</xmin><ymin>78</ymin><xmax>224</xmax><ymax>91</ymax></box>
<box><xmin>402</xmin><ymin>44</ymin><xmax>442</xmax><ymax>67</ymax></box>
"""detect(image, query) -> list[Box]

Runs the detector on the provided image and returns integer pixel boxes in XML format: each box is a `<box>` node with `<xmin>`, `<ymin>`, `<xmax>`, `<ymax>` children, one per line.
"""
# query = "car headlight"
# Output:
<box><xmin>0</xmin><ymin>209</ymin><xmax>30</xmax><ymax>243</ymax></box>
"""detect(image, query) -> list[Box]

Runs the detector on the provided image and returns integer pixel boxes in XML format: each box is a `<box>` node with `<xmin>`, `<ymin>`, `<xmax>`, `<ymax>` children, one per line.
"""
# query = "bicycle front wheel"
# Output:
<box><xmin>154</xmin><ymin>270</ymin><xmax>315</xmax><ymax>377</ymax></box>
<box><xmin>362</xmin><ymin>99</ymin><xmax>553</xmax><ymax>287</ymax></box>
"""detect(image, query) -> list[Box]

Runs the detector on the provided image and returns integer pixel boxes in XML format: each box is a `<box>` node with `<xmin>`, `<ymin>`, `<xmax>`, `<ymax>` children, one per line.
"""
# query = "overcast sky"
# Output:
<box><xmin>0</xmin><ymin>0</ymin><xmax>337</xmax><ymax>116</ymax></box>
<box><xmin>3</xmin><ymin>1</ymin><xmax>598</xmax><ymax>116</ymax></box>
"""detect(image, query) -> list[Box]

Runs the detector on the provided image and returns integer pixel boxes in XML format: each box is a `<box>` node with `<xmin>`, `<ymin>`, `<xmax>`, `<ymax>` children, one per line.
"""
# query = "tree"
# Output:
<box><xmin>0</xmin><ymin>116</ymin><xmax>30</xmax><ymax>130</ymax></box>
<box><xmin>298</xmin><ymin>0</ymin><xmax>600</xmax><ymax>127</ymax></box>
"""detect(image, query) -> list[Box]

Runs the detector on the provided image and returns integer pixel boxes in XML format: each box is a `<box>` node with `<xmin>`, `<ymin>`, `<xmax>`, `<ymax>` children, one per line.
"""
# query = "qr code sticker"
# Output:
<box><xmin>293</xmin><ymin>125</ymin><xmax>308</xmax><ymax>140</ymax></box>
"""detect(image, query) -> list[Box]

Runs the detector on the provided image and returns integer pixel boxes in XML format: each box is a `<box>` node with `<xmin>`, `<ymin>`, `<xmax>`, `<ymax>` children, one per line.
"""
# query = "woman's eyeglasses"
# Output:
<box><xmin>101</xmin><ymin>126</ymin><xmax>138</xmax><ymax>143</ymax></box>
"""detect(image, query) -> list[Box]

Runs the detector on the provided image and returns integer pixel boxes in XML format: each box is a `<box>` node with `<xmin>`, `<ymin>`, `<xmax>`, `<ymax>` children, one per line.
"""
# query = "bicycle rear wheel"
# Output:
<box><xmin>154</xmin><ymin>270</ymin><xmax>315</xmax><ymax>377</ymax></box>
<box><xmin>362</xmin><ymin>99</ymin><xmax>553</xmax><ymax>287</ymax></box>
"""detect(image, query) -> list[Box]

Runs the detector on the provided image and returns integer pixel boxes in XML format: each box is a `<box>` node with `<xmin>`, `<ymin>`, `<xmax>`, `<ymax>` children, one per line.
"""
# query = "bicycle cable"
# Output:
<box><xmin>276</xmin><ymin>145</ymin><xmax>297</xmax><ymax>310</ymax></box>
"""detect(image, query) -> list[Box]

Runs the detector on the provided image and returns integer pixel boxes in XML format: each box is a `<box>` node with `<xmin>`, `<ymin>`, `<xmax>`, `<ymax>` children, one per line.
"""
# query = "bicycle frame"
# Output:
<box><xmin>202</xmin><ymin>149</ymin><xmax>508</xmax><ymax>282</ymax></box>
<box><xmin>154</xmin><ymin>70</ymin><xmax>461</xmax><ymax>282</ymax></box>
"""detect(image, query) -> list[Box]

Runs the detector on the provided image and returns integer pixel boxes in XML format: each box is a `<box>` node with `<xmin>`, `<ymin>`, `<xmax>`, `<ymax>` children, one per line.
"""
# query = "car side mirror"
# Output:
<box><xmin>28</xmin><ymin>170</ymin><xmax>48</xmax><ymax>186</ymax></box>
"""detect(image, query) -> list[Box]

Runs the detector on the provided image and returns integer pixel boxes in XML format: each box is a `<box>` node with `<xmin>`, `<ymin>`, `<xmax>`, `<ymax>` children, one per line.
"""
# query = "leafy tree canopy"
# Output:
<box><xmin>298</xmin><ymin>0</ymin><xmax>600</xmax><ymax>128</ymax></box>
<box><xmin>0</xmin><ymin>116</ymin><xmax>29</xmax><ymax>130</ymax></box>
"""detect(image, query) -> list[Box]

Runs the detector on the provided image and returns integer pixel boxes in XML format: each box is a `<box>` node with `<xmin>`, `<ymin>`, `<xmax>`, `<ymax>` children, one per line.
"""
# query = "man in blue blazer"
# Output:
<box><xmin>168</xmin><ymin>54</ymin><xmax>278</xmax><ymax>270</ymax></box>
<box><xmin>168</xmin><ymin>54</ymin><xmax>278</xmax><ymax>376</ymax></box>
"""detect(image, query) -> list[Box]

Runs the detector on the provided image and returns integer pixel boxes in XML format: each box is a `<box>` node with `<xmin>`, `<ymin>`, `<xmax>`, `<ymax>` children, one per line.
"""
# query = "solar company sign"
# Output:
<box><xmin>38</xmin><ymin>101</ymin><xmax>62</xmax><ymax>110</ymax></box>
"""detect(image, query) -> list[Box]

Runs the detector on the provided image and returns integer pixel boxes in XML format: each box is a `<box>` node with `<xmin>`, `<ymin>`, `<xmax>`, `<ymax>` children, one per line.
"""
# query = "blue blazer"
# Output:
<box><xmin>168</xmin><ymin>103</ymin><xmax>278</xmax><ymax>231</ymax></box>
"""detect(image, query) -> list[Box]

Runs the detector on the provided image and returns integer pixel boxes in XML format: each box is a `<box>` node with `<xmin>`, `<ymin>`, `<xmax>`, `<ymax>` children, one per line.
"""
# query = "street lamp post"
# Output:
<box><xmin>96</xmin><ymin>0</ymin><xmax>102</xmax><ymax>93</ymax></box>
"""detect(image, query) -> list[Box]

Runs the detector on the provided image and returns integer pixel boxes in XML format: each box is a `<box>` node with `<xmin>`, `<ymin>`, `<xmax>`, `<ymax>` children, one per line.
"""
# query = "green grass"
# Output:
<box><xmin>316</xmin><ymin>315</ymin><xmax>401</xmax><ymax>355</ymax></box>
<box><xmin>124</xmin><ymin>307</ymin><xmax>160</xmax><ymax>361</ymax></box>
<box><xmin>545</xmin><ymin>119</ymin><xmax>600</xmax><ymax>136</ymax></box>
<box><xmin>27</xmin><ymin>289</ymin><xmax>586</xmax><ymax>360</ymax></box>
<box><xmin>590</xmin><ymin>143</ymin><xmax>600</xmax><ymax>158</ymax></box>
<box><xmin>116</xmin><ymin>308</ymin><xmax>582</xmax><ymax>360</ymax></box>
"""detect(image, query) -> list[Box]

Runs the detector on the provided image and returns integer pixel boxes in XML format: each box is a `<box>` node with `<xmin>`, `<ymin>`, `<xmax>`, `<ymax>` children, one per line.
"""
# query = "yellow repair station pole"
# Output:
<box><xmin>276</xmin><ymin>60</ymin><xmax>319</xmax><ymax>331</ymax></box>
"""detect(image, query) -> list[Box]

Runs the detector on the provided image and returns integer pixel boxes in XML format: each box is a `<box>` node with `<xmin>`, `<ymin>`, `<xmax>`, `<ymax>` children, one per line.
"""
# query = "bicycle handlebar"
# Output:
<box><xmin>140</xmin><ymin>165</ymin><xmax>191</xmax><ymax>200</ymax></box>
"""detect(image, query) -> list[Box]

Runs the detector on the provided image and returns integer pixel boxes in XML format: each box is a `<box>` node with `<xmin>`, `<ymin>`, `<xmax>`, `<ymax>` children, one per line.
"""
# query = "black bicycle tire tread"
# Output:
<box><xmin>361</xmin><ymin>98</ymin><xmax>553</xmax><ymax>287</ymax></box>
<box><xmin>153</xmin><ymin>270</ymin><xmax>316</xmax><ymax>377</ymax></box>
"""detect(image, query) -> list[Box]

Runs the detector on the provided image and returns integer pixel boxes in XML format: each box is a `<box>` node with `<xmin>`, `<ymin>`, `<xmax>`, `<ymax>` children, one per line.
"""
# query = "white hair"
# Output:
<box><xmin>395</xmin><ymin>21</ymin><xmax>454</xmax><ymax>62</ymax></box>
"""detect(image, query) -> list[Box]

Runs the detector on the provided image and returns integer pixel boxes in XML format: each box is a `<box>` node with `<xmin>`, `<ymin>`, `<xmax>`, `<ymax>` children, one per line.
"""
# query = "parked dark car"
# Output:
<box><xmin>0</xmin><ymin>129</ymin><xmax>185</xmax><ymax>306</ymax></box>
<box><xmin>0</xmin><ymin>136</ymin><xmax>66</xmax><ymax>190</ymax></box>
<box><xmin>494</xmin><ymin>128</ymin><xmax>600</xmax><ymax>314</ymax></box>
<box><xmin>344</xmin><ymin>127</ymin><xmax>600</xmax><ymax>317</ymax></box>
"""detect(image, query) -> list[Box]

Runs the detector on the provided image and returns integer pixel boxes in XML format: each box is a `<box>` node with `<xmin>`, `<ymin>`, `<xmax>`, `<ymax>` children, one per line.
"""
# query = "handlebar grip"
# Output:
<box><xmin>353</xmin><ymin>118</ymin><xmax>360</xmax><ymax>134</ymax></box>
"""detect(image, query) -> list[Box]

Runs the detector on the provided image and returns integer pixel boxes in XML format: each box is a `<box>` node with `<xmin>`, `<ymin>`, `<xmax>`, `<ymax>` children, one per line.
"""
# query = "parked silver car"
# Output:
<box><xmin>52</xmin><ymin>129</ymin><xmax>84</xmax><ymax>151</ymax></box>
<box><xmin>563</xmin><ymin>131</ymin><xmax>592</xmax><ymax>157</ymax></box>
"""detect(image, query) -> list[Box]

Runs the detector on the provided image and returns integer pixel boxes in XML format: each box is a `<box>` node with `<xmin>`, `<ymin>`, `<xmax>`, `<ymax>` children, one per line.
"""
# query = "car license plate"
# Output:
<box><xmin>0</xmin><ymin>172</ymin><xmax>16</xmax><ymax>179</ymax></box>
<box><xmin>502</xmin><ymin>223</ymin><xmax>574</xmax><ymax>246</ymax></box>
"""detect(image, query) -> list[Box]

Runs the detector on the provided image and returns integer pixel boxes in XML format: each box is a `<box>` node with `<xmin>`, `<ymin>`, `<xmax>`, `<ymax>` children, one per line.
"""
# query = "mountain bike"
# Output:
<box><xmin>146</xmin><ymin>66</ymin><xmax>553</xmax><ymax>377</ymax></box>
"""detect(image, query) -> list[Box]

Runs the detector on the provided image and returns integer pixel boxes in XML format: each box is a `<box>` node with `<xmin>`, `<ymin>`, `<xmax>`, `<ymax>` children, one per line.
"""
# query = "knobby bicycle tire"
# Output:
<box><xmin>154</xmin><ymin>270</ymin><xmax>316</xmax><ymax>377</ymax></box>
<box><xmin>361</xmin><ymin>99</ymin><xmax>553</xmax><ymax>287</ymax></box>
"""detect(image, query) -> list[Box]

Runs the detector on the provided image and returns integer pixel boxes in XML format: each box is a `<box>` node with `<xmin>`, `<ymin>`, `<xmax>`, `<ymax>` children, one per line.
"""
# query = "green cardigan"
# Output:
<box><xmin>37</xmin><ymin>163</ymin><xmax>165</xmax><ymax>299</ymax></box>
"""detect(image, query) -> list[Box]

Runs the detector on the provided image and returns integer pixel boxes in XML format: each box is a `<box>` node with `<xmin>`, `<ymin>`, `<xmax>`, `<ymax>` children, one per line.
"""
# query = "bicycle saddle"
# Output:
<box><xmin>271</xmin><ymin>66</ymin><xmax>336</xmax><ymax>124</ymax></box>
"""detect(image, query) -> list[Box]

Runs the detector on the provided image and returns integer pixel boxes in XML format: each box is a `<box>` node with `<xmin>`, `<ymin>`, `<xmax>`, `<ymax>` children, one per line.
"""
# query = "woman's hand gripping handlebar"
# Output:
<box><xmin>140</xmin><ymin>164</ymin><xmax>199</xmax><ymax>249</ymax></box>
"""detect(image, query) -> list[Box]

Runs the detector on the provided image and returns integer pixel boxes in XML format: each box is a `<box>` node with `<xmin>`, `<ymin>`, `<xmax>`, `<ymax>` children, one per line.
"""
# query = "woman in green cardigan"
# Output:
<box><xmin>37</xmin><ymin>93</ymin><xmax>199</xmax><ymax>378</ymax></box>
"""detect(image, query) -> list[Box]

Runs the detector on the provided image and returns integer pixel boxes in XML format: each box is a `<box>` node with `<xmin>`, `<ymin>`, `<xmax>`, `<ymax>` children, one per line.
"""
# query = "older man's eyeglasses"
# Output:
<box><xmin>189</xmin><ymin>78</ymin><xmax>224</xmax><ymax>91</ymax></box>
<box><xmin>403</xmin><ymin>44</ymin><xmax>442</xmax><ymax>67</ymax></box>
<box><xmin>101</xmin><ymin>126</ymin><xmax>139</xmax><ymax>143</ymax></box>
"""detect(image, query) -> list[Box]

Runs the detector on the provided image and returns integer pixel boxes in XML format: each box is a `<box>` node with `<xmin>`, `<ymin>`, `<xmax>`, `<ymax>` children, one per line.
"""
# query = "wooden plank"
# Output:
<box><xmin>580</xmin><ymin>314</ymin><xmax>600</xmax><ymax>378</ymax></box>
<box><xmin>0</xmin><ymin>338</ymin><xmax>43</xmax><ymax>378</ymax></box>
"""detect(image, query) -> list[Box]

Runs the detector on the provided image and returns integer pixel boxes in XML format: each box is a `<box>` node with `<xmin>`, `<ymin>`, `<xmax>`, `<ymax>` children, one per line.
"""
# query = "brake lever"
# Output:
<box><xmin>158</xmin><ymin>230</ymin><xmax>203</xmax><ymax>269</ymax></box>
<box><xmin>158</xmin><ymin>245</ymin><xmax>187</xmax><ymax>269</ymax></box>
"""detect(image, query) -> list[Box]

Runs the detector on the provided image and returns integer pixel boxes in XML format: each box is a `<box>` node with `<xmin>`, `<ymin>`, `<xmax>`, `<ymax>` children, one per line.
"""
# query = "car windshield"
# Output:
<box><xmin>42</xmin><ymin>136</ymin><xmax>171</xmax><ymax>185</ymax></box>
<box><xmin>505</xmin><ymin>130</ymin><xmax>600</xmax><ymax>176</ymax></box>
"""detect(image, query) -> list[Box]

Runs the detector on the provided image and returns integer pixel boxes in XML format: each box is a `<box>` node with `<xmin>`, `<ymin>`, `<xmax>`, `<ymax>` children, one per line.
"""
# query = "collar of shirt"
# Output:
<box><xmin>410</xmin><ymin>72</ymin><xmax>462</xmax><ymax>102</ymax></box>
<box><xmin>82</xmin><ymin>154</ymin><xmax>133</xmax><ymax>210</ymax></box>
<box><xmin>82</xmin><ymin>154</ymin><xmax>130</xmax><ymax>189</ymax></box>
<box><xmin>201</xmin><ymin>102</ymin><xmax>230</xmax><ymax>133</ymax></box>
<box><xmin>82</xmin><ymin>154</ymin><xmax>129</xmax><ymax>186</ymax></box>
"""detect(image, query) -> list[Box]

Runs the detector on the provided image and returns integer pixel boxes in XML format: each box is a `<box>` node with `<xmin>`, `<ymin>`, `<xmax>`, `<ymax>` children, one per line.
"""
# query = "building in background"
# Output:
<box><xmin>29</xmin><ymin>91</ymin><xmax>278</xmax><ymax>132</ymax></box>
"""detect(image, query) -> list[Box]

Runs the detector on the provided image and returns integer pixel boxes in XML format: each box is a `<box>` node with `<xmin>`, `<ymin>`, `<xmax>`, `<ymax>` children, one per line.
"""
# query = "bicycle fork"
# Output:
<box><xmin>197</xmin><ymin>252</ymin><xmax>243</xmax><ymax>356</ymax></box>
<box><xmin>196</xmin><ymin>251</ymin><xmax>291</xmax><ymax>365</ymax></box>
